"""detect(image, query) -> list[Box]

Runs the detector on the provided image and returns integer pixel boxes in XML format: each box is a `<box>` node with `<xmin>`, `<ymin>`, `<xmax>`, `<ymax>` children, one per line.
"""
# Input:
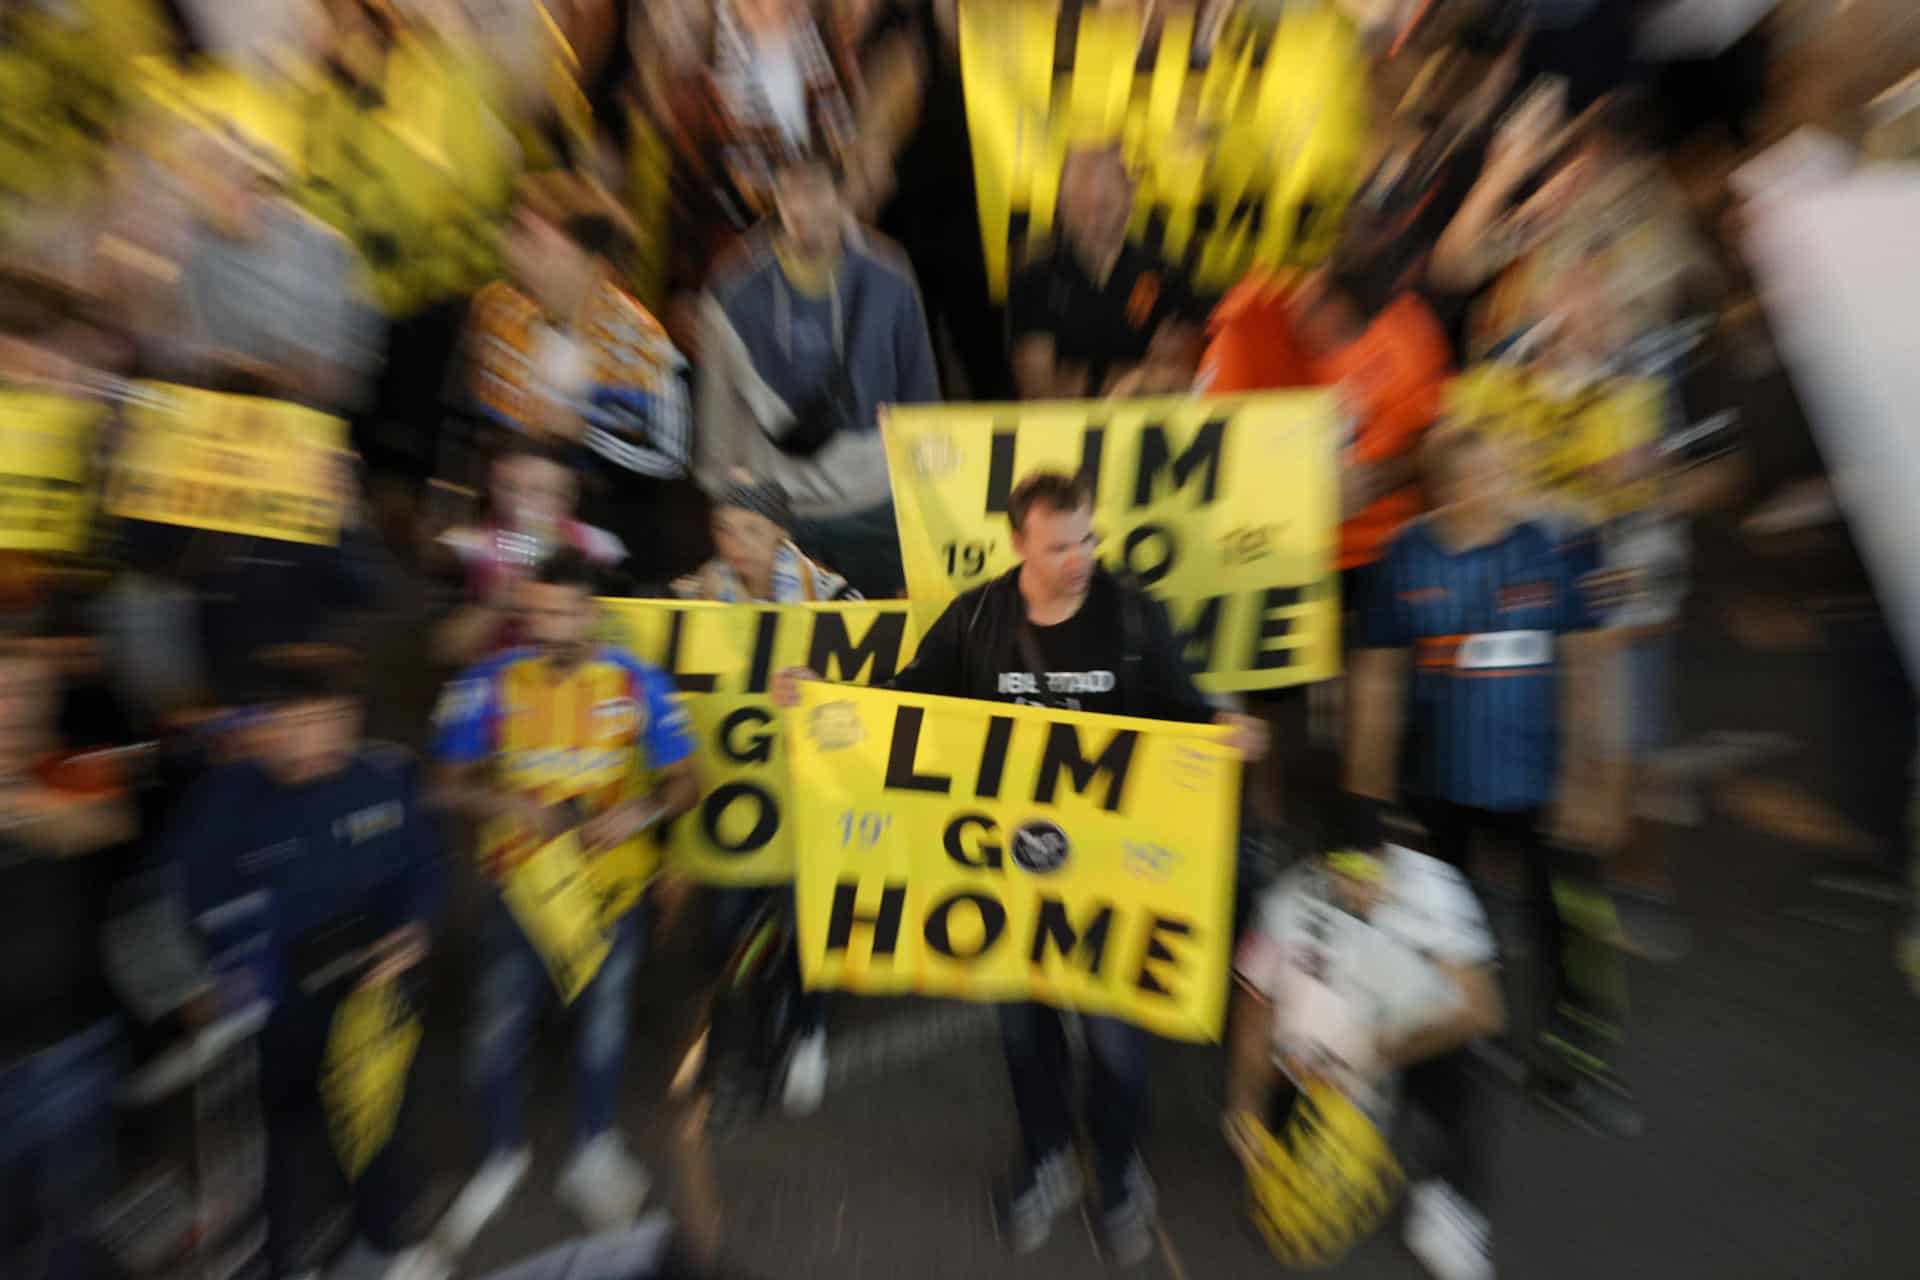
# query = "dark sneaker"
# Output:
<box><xmin>991</xmin><ymin>1150</ymin><xmax>1082</xmax><ymax>1254</ymax></box>
<box><xmin>1095</xmin><ymin>1158</ymin><xmax>1157</xmax><ymax>1267</ymax></box>
<box><xmin>1531</xmin><ymin>1071</ymin><xmax>1645</xmax><ymax>1140</ymax></box>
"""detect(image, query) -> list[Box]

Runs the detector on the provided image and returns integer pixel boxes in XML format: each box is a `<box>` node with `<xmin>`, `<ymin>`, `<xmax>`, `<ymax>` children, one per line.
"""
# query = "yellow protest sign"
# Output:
<box><xmin>602</xmin><ymin>600</ymin><xmax>919</xmax><ymax>885</ymax></box>
<box><xmin>1446</xmin><ymin>365</ymin><xmax>1664</xmax><ymax>518</ymax></box>
<box><xmin>138</xmin><ymin>41</ymin><xmax>516</xmax><ymax>319</ymax></box>
<box><xmin>500</xmin><ymin>831</ymin><xmax>612</xmax><ymax>1004</ymax></box>
<box><xmin>1244</xmin><ymin>1082</ymin><xmax>1403</xmax><ymax>1267</ymax></box>
<box><xmin>297</xmin><ymin>42</ymin><xmax>516</xmax><ymax>317</ymax></box>
<box><xmin>107</xmin><ymin>383</ymin><xmax>348</xmax><ymax>545</ymax></box>
<box><xmin>319</xmin><ymin>977</ymin><xmax>423</xmax><ymax>1182</ymax></box>
<box><xmin>885</xmin><ymin>393</ymin><xmax>1341</xmax><ymax>693</ymax></box>
<box><xmin>0</xmin><ymin>0</ymin><xmax>165</xmax><ymax>240</ymax></box>
<box><xmin>0</xmin><ymin>390</ymin><xmax>96</xmax><ymax>552</ymax></box>
<box><xmin>959</xmin><ymin>0</ymin><xmax>1370</xmax><ymax>299</ymax></box>
<box><xmin>790</xmin><ymin>682</ymin><xmax>1238</xmax><ymax>1041</ymax></box>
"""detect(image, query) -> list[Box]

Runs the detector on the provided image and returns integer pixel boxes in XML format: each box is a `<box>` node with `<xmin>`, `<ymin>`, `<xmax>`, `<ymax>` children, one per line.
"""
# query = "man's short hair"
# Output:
<box><xmin>1008</xmin><ymin>471</ymin><xmax>1095</xmax><ymax>534</ymax></box>
<box><xmin>534</xmin><ymin>544</ymin><xmax>601</xmax><ymax>594</ymax></box>
<box><xmin>516</xmin><ymin>171</ymin><xmax>639</xmax><ymax>263</ymax></box>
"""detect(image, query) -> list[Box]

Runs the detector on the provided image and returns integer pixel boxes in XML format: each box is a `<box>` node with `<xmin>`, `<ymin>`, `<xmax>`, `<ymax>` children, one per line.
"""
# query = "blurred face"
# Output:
<box><xmin>1429</xmin><ymin>432</ymin><xmax>1510</xmax><ymax>515</ymax></box>
<box><xmin>506</xmin><ymin>209</ymin><xmax>596</xmax><ymax>318</ymax></box>
<box><xmin>256</xmin><ymin>697</ymin><xmax>361</xmax><ymax>786</ymax></box>
<box><xmin>1059</xmin><ymin>149</ymin><xmax>1135</xmax><ymax>252</ymax></box>
<box><xmin>492</xmin><ymin>454</ymin><xmax>575</xmax><ymax>535</ymax></box>
<box><xmin>1288</xmin><ymin>273</ymin><xmax>1364</xmax><ymax>357</ymax></box>
<box><xmin>773</xmin><ymin>162</ymin><xmax>845</xmax><ymax>262</ymax></box>
<box><xmin>520</xmin><ymin>579</ymin><xmax>596</xmax><ymax>669</ymax></box>
<box><xmin>712</xmin><ymin>506</ymin><xmax>784</xmax><ymax>591</ymax></box>
<box><xmin>202</xmin><ymin>148</ymin><xmax>276</xmax><ymax>242</ymax></box>
<box><xmin>1011</xmin><ymin>499</ymin><xmax>1097</xmax><ymax>602</ymax></box>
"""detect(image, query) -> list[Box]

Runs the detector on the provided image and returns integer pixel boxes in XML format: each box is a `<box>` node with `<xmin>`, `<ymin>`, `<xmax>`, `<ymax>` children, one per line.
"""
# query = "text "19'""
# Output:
<box><xmin>838</xmin><ymin>810</ymin><xmax>894</xmax><ymax>850</ymax></box>
<box><xmin>942</xmin><ymin>540</ymin><xmax>995</xmax><ymax>577</ymax></box>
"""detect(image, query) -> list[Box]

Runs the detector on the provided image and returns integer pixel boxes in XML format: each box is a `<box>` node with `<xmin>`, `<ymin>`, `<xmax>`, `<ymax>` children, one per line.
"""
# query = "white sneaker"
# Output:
<box><xmin>556</xmin><ymin>1131</ymin><xmax>650</xmax><ymax>1231</ymax></box>
<box><xmin>1405</xmin><ymin>1180</ymin><xmax>1494</xmax><ymax>1280</ymax></box>
<box><xmin>782</xmin><ymin>1029</ymin><xmax>829</xmax><ymax>1116</ymax></box>
<box><xmin>437</xmin><ymin>1147</ymin><xmax>530</xmax><ymax>1256</ymax></box>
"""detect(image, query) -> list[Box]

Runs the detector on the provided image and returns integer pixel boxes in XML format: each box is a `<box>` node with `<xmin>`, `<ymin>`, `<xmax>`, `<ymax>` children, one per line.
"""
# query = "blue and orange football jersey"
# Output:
<box><xmin>433</xmin><ymin>646</ymin><xmax>695</xmax><ymax>881</ymax></box>
<box><xmin>1360</xmin><ymin>517</ymin><xmax>1595</xmax><ymax>811</ymax></box>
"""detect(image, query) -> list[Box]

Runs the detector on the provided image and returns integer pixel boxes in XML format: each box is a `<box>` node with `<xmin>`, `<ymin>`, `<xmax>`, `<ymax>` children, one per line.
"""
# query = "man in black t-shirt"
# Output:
<box><xmin>777</xmin><ymin>471</ymin><xmax>1266</xmax><ymax>1264</ymax></box>
<box><xmin>1007</xmin><ymin>145</ymin><xmax>1207</xmax><ymax>401</ymax></box>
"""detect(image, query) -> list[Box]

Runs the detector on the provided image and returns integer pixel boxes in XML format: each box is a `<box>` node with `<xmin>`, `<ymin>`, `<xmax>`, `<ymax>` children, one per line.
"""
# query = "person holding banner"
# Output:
<box><xmin>776</xmin><ymin>470</ymin><xmax>1267</xmax><ymax>1263</ymax></box>
<box><xmin>669</xmin><ymin>471</ymin><xmax>855</xmax><ymax>1115</ymax></box>
<box><xmin>1345</xmin><ymin>423</ymin><xmax>1638</xmax><ymax>1138</ymax></box>
<box><xmin>1008</xmin><ymin>144</ymin><xmax>1207</xmax><ymax>402</ymax></box>
<box><xmin>1228</xmin><ymin>840</ymin><xmax>1505</xmax><ymax>1280</ymax></box>
<box><xmin>150</xmin><ymin>646</ymin><xmax>449</xmax><ymax>1279</ymax></box>
<box><xmin>156</xmin><ymin>127</ymin><xmax>382</xmax><ymax>412</ymax></box>
<box><xmin>432</xmin><ymin>547</ymin><xmax>700</xmax><ymax>1248</ymax></box>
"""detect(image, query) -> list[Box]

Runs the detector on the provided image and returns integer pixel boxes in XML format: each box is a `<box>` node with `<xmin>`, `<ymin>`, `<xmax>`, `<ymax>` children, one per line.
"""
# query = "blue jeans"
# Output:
<box><xmin>468</xmin><ymin>903</ymin><xmax>646</xmax><ymax>1157</ymax></box>
<box><xmin>997</xmin><ymin>1004</ymin><xmax>1149</xmax><ymax>1206</ymax></box>
<box><xmin>0</xmin><ymin>1021</ymin><xmax>121</xmax><ymax>1279</ymax></box>
<box><xmin>792</xmin><ymin>501</ymin><xmax>904</xmax><ymax>599</ymax></box>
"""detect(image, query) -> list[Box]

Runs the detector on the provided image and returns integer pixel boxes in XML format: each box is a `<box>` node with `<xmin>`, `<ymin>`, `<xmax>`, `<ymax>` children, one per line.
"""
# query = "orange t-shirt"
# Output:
<box><xmin>1199</xmin><ymin>281</ymin><xmax>1451</xmax><ymax>569</ymax></box>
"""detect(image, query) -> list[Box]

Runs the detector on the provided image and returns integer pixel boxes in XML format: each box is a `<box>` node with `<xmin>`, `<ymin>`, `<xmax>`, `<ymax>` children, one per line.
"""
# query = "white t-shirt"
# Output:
<box><xmin>1236</xmin><ymin>846</ymin><xmax>1496</xmax><ymax>1116</ymax></box>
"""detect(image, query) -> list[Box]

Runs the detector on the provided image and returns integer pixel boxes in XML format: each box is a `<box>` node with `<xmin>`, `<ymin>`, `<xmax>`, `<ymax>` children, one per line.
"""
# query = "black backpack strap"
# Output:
<box><xmin>1117</xmin><ymin>577</ymin><xmax>1148</xmax><ymax>720</ymax></box>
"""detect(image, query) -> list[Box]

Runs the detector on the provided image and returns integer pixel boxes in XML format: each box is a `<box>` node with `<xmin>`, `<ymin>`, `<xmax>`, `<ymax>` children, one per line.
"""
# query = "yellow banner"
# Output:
<box><xmin>959</xmin><ymin>0</ymin><xmax>1370</xmax><ymax>299</ymax></box>
<box><xmin>107</xmin><ymin>383</ymin><xmax>348</xmax><ymax>545</ymax></box>
<box><xmin>602</xmin><ymin>600</ymin><xmax>919</xmax><ymax>885</ymax></box>
<box><xmin>0</xmin><ymin>391</ymin><xmax>96</xmax><ymax>552</ymax></box>
<box><xmin>136</xmin><ymin>39</ymin><xmax>517</xmax><ymax>318</ymax></box>
<box><xmin>0</xmin><ymin>0</ymin><xmax>164</xmax><ymax>240</ymax></box>
<box><xmin>501</xmin><ymin>831</ymin><xmax>614</xmax><ymax>1004</ymax></box>
<box><xmin>1445</xmin><ymin>365</ymin><xmax>1664</xmax><ymax>518</ymax></box>
<box><xmin>884</xmin><ymin>393</ymin><xmax>1340</xmax><ymax>693</ymax></box>
<box><xmin>790</xmin><ymin>682</ymin><xmax>1238</xmax><ymax>1040</ymax></box>
<box><xmin>319</xmin><ymin>976</ymin><xmax>423</xmax><ymax>1182</ymax></box>
<box><xmin>1245</xmin><ymin>1082</ymin><xmax>1403</xmax><ymax>1267</ymax></box>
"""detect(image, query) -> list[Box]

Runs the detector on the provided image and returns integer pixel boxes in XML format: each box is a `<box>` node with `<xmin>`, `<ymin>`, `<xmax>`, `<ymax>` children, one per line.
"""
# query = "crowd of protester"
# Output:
<box><xmin>8</xmin><ymin>0</ymin><xmax>1904</xmax><ymax>1278</ymax></box>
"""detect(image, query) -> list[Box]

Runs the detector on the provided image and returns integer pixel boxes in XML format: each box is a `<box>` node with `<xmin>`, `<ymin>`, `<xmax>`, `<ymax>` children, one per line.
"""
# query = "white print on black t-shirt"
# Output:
<box><xmin>998</xmin><ymin>669</ymin><xmax>1117</xmax><ymax>710</ymax></box>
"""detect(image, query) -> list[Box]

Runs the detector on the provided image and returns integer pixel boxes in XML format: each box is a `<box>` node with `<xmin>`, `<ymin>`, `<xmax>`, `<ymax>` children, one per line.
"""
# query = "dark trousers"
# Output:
<box><xmin>709</xmin><ymin>887</ymin><xmax>824</xmax><ymax>1033</ymax></box>
<box><xmin>1407</xmin><ymin>797</ymin><xmax>1625</xmax><ymax>1068</ymax></box>
<box><xmin>997</xmin><ymin>1004</ymin><xmax>1149</xmax><ymax>1206</ymax></box>
<box><xmin>260</xmin><ymin>997</ymin><xmax>426</xmax><ymax>1275</ymax></box>
<box><xmin>1400</xmin><ymin>1049</ymin><xmax>1485</xmax><ymax>1203</ymax></box>
<box><xmin>0</xmin><ymin>1021</ymin><xmax>120</xmax><ymax>1280</ymax></box>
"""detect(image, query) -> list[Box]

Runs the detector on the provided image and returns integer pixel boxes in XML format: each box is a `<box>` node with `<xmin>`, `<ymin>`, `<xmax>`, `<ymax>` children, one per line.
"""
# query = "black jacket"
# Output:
<box><xmin>889</xmin><ymin>566</ymin><xmax>1214</xmax><ymax>724</ymax></box>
